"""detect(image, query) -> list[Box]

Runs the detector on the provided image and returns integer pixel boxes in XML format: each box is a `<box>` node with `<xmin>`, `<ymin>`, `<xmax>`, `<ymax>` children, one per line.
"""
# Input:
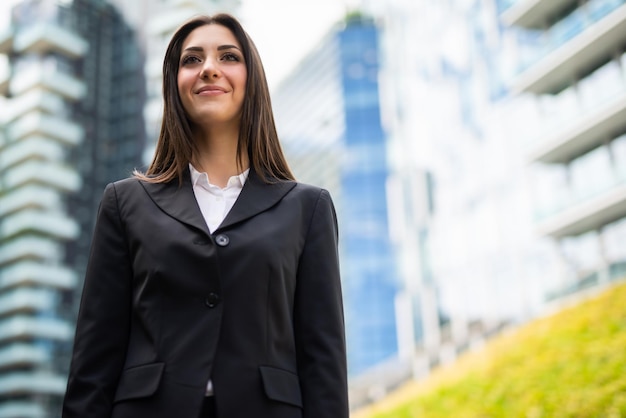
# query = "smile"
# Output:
<box><xmin>195</xmin><ymin>86</ymin><xmax>228</xmax><ymax>95</ymax></box>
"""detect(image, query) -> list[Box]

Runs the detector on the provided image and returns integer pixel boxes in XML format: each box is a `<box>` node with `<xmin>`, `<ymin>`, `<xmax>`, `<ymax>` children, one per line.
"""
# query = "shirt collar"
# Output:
<box><xmin>188</xmin><ymin>163</ymin><xmax>250</xmax><ymax>189</ymax></box>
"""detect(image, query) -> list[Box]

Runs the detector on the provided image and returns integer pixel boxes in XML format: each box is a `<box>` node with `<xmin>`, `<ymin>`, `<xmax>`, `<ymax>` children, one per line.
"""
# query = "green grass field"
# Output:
<box><xmin>354</xmin><ymin>281</ymin><xmax>626</xmax><ymax>418</ymax></box>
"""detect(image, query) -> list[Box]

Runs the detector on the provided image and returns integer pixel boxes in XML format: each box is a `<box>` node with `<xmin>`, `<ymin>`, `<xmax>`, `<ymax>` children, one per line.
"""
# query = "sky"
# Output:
<box><xmin>0</xmin><ymin>0</ymin><xmax>355</xmax><ymax>90</ymax></box>
<box><xmin>239</xmin><ymin>0</ymin><xmax>353</xmax><ymax>89</ymax></box>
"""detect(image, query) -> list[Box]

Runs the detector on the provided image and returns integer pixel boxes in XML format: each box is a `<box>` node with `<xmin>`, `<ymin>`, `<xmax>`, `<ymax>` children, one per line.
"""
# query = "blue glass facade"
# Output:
<box><xmin>338</xmin><ymin>19</ymin><xmax>399</xmax><ymax>376</ymax></box>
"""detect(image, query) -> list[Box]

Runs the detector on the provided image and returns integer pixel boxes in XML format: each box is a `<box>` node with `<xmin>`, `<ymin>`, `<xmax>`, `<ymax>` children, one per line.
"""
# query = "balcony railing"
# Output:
<box><xmin>13</xmin><ymin>22</ymin><xmax>87</xmax><ymax>59</ymax></box>
<box><xmin>3</xmin><ymin>89</ymin><xmax>67</xmax><ymax>124</ymax></box>
<box><xmin>0</xmin><ymin>261</ymin><xmax>76</xmax><ymax>290</ymax></box>
<box><xmin>537</xmin><ymin>158</ymin><xmax>626</xmax><ymax>238</ymax></box>
<box><xmin>0</xmin><ymin>288</ymin><xmax>55</xmax><ymax>317</ymax></box>
<box><xmin>0</xmin><ymin>184</ymin><xmax>61</xmax><ymax>218</ymax></box>
<box><xmin>7</xmin><ymin>112</ymin><xmax>84</xmax><ymax>146</ymax></box>
<box><xmin>501</xmin><ymin>0</ymin><xmax>578</xmax><ymax>28</ymax></box>
<box><xmin>0</xmin><ymin>372</ymin><xmax>67</xmax><ymax>396</ymax></box>
<box><xmin>10</xmin><ymin>66</ymin><xmax>86</xmax><ymax>101</ymax></box>
<box><xmin>0</xmin><ymin>401</ymin><xmax>45</xmax><ymax>418</ymax></box>
<box><xmin>0</xmin><ymin>316</ymin><xmax>72</xmax><ymax>343</ymax></box>
<box><xmin>526</xmin><ymin>57</ymin><xmax>626</xmax><ymax>163</ymax></box>
<box><xmin>529</xmin><ymin>92</ymin><xmax>626</xmax><ymax>163</ymax></box>
<box><xmin>0</xmin><ymin>344</ymin><xmax>48</xmax><ymax>370</ymax></box>
<box><xmin>0</xmin><ymin>136</ymin><xmax>64</xmax><ymax>172</ymax></box>
<box><xmin>0</xmin><ymin>210</ymin><xmax>80</xmax><ymax>241</ymax></box>
<box><xmin>511</xmin><ymin>0</ymin><xmax>626</xmax><ymax>94</ymax></box>
<box><xmin>3</xmin><ymin>160</ymin><xmax>82</xmax><ymax>192</ymax></box>
<box><xmin>0</xmin><ymin>237</ymin><xmax>61</xmax><ymax>267</ymax></box>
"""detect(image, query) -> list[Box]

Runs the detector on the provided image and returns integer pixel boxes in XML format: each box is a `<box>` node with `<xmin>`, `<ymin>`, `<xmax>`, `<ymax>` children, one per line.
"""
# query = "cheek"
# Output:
<box><xmin>177</xmin><ymin>70</ymin><xmax>193</xmax><ymax>93</ymax></box>
<box><xmin>235</xmin><ymin>72</ymin><xmax>247</xmax><ymax>100</ymax></box>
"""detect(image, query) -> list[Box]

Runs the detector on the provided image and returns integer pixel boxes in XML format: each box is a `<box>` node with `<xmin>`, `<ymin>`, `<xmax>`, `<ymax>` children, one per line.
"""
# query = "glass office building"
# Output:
<box><xmin>339</xmin><ymin>17</ymin><xmax>400</xmax><ymax>376</ymax></box>
<box><xmin>273</xmin><ymin>16</ymin><xmax>401</xmax><ymax>378</ymax></box>
<box><xmin>0</xmin><ymin>0</ymin><xmax>145</xmax><ymax>415</ymax></box>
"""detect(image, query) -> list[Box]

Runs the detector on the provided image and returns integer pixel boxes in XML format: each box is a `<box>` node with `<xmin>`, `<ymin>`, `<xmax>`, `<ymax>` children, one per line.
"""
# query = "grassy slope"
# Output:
<box><xmin>354</xmin><ymin>281</ymin><xmax>626</xmax><ymax>418</ymax></box>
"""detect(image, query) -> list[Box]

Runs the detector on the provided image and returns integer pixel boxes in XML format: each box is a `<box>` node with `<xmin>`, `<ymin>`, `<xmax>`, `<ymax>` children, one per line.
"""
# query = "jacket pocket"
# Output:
<box><xmin>259</xmin><ymin>366</ymin><xmax>303</xmax><ymax>408</ymax></box>
<box><xmin>114</xmin><ymin>362</ymin><xmax>165</xmax><ymax>403</ymax></box>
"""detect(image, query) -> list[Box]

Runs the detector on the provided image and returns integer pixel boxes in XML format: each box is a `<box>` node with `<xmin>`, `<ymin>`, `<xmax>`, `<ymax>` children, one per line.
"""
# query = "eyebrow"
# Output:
<box><xmin>182</xmin><ymin>45</ymin><xmax>242</xmax><ymax>53</ymax></box>
<box><xmin>218</xmin><ymin>44</ymin><xmax>241</xmax><ymax>51</ymax></box>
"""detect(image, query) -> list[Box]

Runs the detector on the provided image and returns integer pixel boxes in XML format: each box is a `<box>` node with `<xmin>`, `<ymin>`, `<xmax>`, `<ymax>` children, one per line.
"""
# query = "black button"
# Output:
<box><xmin>205</xmin><ymin>292</ymin><xmax>220</xmax><ymax>308</ymax></box>
<box><xmin>215</xmin><ymin>234</ymin><xmax>229</xmax><ymax>247</ymax></box>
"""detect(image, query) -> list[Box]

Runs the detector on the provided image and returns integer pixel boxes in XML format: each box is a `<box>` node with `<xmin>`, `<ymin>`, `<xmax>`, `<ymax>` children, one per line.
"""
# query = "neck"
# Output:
<box><xmin>191</xmin><ymin>123</ymin><xmax>249</xmax><ymax>188</ymax></box>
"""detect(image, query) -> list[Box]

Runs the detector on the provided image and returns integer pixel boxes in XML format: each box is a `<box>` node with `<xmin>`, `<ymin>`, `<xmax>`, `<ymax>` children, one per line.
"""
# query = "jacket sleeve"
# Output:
<box><xmin>294</xmin><ymin>189</ymin><xmax>349</xmax><ymax>418</ymax></box>
<box><xmin>62</xmin><ymin>183</ymin><xmax>132</xmax><ymax>417</ymax></box>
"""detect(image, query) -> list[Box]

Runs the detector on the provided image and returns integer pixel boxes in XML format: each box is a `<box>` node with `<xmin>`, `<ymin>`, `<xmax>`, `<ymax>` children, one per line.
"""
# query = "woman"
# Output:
<box><xmin>62</xmin><ymin>14</ymin><xmax>348</xmax><ymax>418</ymax></box>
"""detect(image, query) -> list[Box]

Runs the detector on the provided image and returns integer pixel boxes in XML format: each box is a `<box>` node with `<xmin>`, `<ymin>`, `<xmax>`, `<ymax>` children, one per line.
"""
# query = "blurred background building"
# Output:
<box><xmin>0</xmin><ymin>0</ymin><xmax>145</xmax><ymax>415</ymax></box>
<box><xmin>1</xmin><ymin>0</ymin><xmax>626</xmax><ymax>416</ymax></box>
<box><xmin>498</xmin><ymin>0</ymin><xmax>626</xmax><ymax>299</ymax></box>
<box><xmin>274</xmin><ymin>14</ymin><xmax>401</xmax><ymax>378</ymax></box>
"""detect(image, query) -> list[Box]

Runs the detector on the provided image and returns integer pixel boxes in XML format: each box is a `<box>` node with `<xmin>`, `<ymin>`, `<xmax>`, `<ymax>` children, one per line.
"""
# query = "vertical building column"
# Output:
<box><xmin>0</xmin><ymin>10</ymin><xmax>87</xmax><ymax>416</ymax></box>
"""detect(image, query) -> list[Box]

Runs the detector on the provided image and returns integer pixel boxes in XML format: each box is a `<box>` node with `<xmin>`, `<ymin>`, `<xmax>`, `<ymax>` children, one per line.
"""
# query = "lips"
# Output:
<box><xmin>195</xmin><ymin>85</ymin><xmax>228</xmax><ymax>95</ymax></box>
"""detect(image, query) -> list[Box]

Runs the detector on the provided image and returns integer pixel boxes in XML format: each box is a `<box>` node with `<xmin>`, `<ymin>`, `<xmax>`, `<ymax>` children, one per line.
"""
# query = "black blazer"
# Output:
<box><xmin>62</xmin><ymin>169</ymin><xmax>348</xmax><ymax>418</ymax></box>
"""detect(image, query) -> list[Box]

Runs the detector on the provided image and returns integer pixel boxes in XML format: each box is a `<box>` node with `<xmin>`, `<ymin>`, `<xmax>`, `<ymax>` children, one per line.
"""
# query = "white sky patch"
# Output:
<box><xmin>239</xmin><ymin>0</ymin><xmax>353</xmax><ymax>89</ymax></box>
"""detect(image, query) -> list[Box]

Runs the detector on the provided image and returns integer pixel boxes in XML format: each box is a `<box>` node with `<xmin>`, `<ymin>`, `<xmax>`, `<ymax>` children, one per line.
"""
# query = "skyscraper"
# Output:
<box><xmin>0</xmin><ymin>0</ymin><xmax>145</xmax><ymax>415</ymax></box>
<box><xmin>273</xmin><ymin>15</ymin><xmax>401</xmax><ymax>377</ymax></box>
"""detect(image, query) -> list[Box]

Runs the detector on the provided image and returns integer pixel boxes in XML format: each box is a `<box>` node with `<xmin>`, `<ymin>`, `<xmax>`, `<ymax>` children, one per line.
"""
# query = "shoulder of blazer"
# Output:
<box><xmin>290</xmin><ymin>181</ymin><xmax>336</xmax><ymax>207</ymax></box>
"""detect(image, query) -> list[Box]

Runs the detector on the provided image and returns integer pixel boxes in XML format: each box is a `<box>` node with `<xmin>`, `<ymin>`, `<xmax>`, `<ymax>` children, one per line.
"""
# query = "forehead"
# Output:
<box><xmin>181</xmin><ymin>24</ymin><xmax>241</xmax><ymax>50</ymax></box>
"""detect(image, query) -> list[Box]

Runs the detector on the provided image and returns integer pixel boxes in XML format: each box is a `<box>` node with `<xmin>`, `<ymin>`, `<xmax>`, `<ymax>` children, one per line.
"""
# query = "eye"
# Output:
<box><xmin>221</xmin><ymin>52</ymin><xmax>241</xmax><ymax>62</ymax></box>
<box><xmin>181</xmin><ymin>55</ymin><xmax>201</xmax><ymax>66</ymax></box>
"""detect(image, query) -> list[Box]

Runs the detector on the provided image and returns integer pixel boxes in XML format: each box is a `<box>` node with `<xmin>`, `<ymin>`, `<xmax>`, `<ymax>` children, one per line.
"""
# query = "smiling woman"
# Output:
<box><xmin>177</xmin><ymin>24</ymin><xmax>247</xmax><ymax>142</ymax></box>
<box><xmin>62</xmin><ymin>13</ymin><xmax>348</xmax><ymax>418</ymax></box>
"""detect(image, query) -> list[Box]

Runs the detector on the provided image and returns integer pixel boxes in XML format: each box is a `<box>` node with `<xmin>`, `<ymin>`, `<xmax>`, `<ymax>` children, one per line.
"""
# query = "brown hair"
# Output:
<box><xmin>136</xmin><ymin>14</ymin><xmax>294</xmax><ymax>184</ymax></box>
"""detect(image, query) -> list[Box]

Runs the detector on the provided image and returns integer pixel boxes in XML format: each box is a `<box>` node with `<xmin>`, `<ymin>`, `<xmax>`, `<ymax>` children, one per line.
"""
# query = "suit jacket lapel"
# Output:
<box><xmin>217</xmin><ymin>169</ymin><xmax>296</xmax><ymax>232</ymax></box>
<box><xmin>139</xmin><ymin>168</ymin><xmax>297</xmax><ymax>235</ymax></box>
<box><xmin>139</xmin><ymin>169</ymin><xmax>211</xmax><ymax>236</ymax></box>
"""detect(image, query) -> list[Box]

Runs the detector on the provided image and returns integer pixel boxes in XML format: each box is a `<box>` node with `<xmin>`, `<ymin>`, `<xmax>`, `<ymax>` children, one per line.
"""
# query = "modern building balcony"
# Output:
<box><xmin>510</xmin><ymin>1</ymin><xmax>626</xmax><ymax>94</ymax></box>
<box><xmin>3</xmin><ymin>160</ymin><xmax>82</xmax><ymax>193</ymax></box>
<box><xmin>0</xmin><ymin>210</ymin><xmax>80</xmax><ymax>241</ymax></box>
<box><xmin>501</xmin><ymin>0</ymin><xmax>578</xmax><ymax>28</ymax></box>
<box><xmin>7</xmin><ymin>111</ymin><xmax>83</xmax><ymax>146</ymax></box>
<box><xmin>3</xmin><ymin>90</ymin><xmax>67</xmax><ymax>124</ymax></box>
<box><xmin>0</xmin><ymin>401</ymin><xmax>45</xmax><ymax>418</ymax></box>
<box><xmin>0</xmin><ymin>261</ymin><xmax>76</xmax><ymax>291</ymax></box>
<box><xmin>537</xmin><ymin>181</ymin><xmax>626</xmax><ymax>238</ymax></box>
<box><xmin>10</xmin><ymin>66</ymin><xmax>86</xmax><ymax>101</ymax></box>
<box><xmin>13</xmin><ymin>22</ymin><xmax>87</xmax><ymax>59</ymax></box>
<box><xmin>0</xmin><ymin>344</ymin><xmax>48</xmax><ymax>371</ymax></box>
<box><xmin>0</xmin><ymin>185</ymin><xmax>61</xmax><ymax>218</ymax></box>
<box><xmin>0</xmin><ymin>316</ymin><xmax>72</xmax><ymax>343</ymax></box>
<box><xmin>0</xmin><ymin>288</ymin><xmax>55</xmax><ymax>317</ymax></box>
<box><xmin>528</xmin><ymin>87</ymin><xmax>626</xmax><ymax>163</ymax></box>
<box><xmin>0</xmin><ymin>237</ymin><xmax>60</xmax><ymax>267</ymax></box>
<box><xmin>0</xmin><ymin>136</ymin><xmax>64</xmax><ymax>172</ymax></box>
<box><xmin>0</xmin><ymin>372</ymin><xmax>67</xmax><ymax>397</ymax></box>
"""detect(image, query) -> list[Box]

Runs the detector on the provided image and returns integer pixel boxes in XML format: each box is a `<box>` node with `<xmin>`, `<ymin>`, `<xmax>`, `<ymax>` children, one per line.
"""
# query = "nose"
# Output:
<box><xmin>200</xmin><ymin>58</ymin><xmax>220</xmax><ymax>79</ymax></box>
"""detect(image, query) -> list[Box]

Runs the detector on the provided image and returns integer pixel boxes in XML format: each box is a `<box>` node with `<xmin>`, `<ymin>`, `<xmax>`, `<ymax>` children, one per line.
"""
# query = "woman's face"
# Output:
<box><xmin>177</xmin><ymin>24</ymin><xmax>247</xmax><ymax>129</ymax></box>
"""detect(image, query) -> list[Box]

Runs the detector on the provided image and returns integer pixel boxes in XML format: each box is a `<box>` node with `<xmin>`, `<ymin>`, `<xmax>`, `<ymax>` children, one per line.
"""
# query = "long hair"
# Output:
<box><xmin>136</xmin><ymin>14</ymin><xmax>294</xmax><ymax>184</ymax></box>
